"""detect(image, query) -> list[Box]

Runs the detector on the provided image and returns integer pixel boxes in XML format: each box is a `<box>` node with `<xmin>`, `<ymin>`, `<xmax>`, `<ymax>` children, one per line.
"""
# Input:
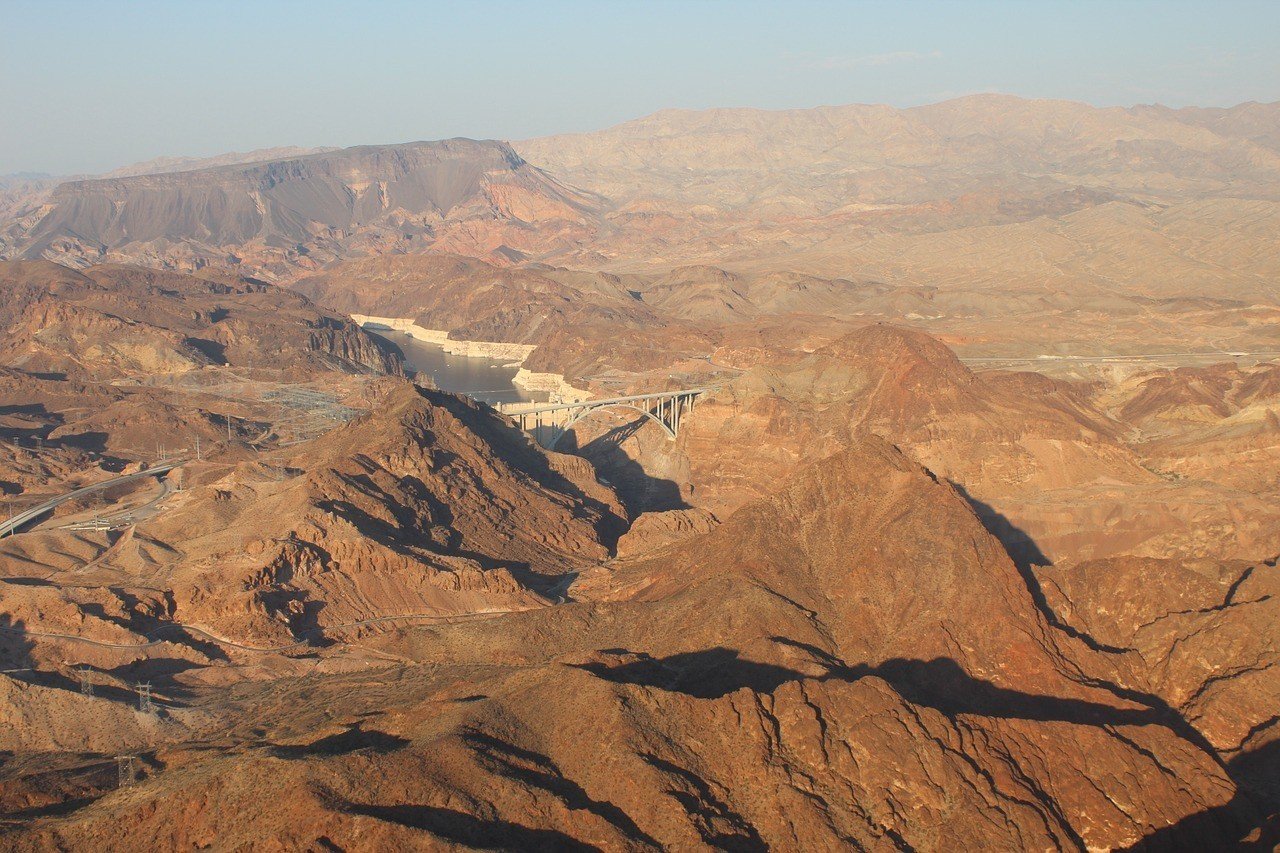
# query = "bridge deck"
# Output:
<box><xmin>508</xmin><ymin>387</ymin><xmax>714</xmax><ymax>416</ymax></box>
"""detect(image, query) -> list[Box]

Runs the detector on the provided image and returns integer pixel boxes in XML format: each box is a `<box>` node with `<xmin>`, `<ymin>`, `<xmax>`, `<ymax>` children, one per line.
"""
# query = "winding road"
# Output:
<box><xmin>0</xmin><ymin>609</ymin><xmax>521</xmax><ymax>654</ymax></box>
<box><xmin>958</xmin><ymin>350</ymin><xmax>1280</xmax><ymax>366</ymax></box>
<box><xmin>0</xmin><ymin>461</ymin><xmax>183</xmax><ymax>539</ymax></box>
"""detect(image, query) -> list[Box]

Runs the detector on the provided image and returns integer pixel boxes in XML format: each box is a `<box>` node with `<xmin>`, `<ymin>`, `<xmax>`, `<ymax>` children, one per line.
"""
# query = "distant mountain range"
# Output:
<box><xmin>2</xmin><ymin>139</ymin><xmax>598</xmax><ymax>281</ymax></box>
<box><xmin>3</xmin><ymin>94</ymin><xmax>1278</xmax><ymax>294</ymax></box>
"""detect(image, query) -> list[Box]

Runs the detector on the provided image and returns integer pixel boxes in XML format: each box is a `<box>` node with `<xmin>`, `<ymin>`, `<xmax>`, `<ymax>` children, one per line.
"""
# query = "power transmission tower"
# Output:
<box><xmin>79</xmin><ymin>666</ymin><xmax>93</xmax><ymax>696</ymax></box>
<box><xmin>195</xmin><ymin>435</ymin><xmax>202</xmax><ymax>461</ymax></box>
<box><xmin>116</xmin><ymin>755</ymin><xmax>136</xmax><ymax>788</ymax></box>
<box><xmin>136</xmin><ymin>681</ymin><xmax>154</xmax><ymax>714</ymax></box>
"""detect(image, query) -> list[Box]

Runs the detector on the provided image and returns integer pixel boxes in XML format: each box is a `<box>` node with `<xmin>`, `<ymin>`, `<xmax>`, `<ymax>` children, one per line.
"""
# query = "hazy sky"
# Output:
<box><xmin>3</xmin><ymin>0</ymin><xmax>1278</xmax><ymax>175</ymax></box>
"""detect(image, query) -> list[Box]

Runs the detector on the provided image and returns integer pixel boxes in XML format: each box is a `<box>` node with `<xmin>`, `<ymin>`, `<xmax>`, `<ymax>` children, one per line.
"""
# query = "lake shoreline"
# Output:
<box><xmin>353</xmin><ymin>315</ymin><xmax>591</xmax><ymax>404</ymax></box>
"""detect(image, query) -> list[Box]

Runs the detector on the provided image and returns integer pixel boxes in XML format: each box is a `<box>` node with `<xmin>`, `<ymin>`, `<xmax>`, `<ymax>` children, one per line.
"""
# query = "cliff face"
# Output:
<box><xmin>9</xmin><ymin>141</ymin><xmax>601</xmax><ymax>281</ymax></box>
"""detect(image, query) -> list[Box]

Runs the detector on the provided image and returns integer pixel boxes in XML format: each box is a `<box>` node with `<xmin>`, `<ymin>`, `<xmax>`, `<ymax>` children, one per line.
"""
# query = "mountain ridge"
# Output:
<box><xmin>4</xmin><ymin>138</ymin><xmax>602</xmax><ymax>281</ymax></box>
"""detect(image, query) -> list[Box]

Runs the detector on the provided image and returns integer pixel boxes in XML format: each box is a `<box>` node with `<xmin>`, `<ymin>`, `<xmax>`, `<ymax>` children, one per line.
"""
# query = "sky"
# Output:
<box><xmin>3</xmin><ymin>0</ymin><xmax>1278</xmax><ymax>175</ymax></box>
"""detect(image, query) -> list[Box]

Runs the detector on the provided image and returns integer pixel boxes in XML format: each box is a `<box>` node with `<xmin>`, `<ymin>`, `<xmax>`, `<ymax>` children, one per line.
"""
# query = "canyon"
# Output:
<box><xmin>1</xmin><ymin>94</ymin><xmax>1278</xmax><ymax>849</ymax></box>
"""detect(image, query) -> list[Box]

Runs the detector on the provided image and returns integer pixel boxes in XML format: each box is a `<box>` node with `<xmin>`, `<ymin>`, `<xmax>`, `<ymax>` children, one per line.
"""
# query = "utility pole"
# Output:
<box><xmin>79</xmin><ymin>666</ymin><xmax>93</xmax><ymax>696</ymax></box>
<box><xmin>116</xmin><ymin>755</ymin><xmax>136</xmax><ymax>788</ymax></box>
<box><xmin>136</xmin><ymin>681</ymin><xmax>154</xmax><ymax>714</ymax></box>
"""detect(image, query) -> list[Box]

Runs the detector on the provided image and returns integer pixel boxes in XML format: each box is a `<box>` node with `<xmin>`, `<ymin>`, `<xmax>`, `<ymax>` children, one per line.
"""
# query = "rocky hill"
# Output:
<box><xmin>514</xmin><ymin>95</ymin><xmax>1280</xmax><ymax>331</ymax></box>
<box><xmin>666</xmin><ymin>324</ymin><xmax>1280</xmax><ymax>565</ymax></box>
<box><xmin>292</xmin><ymin>253</ymin><xmax>717</xmax><ymax>379</ymax></box>
<box><xmin>100</xmin><ymin>145</ymin><xmax>337</xmax><ymax>179</ymax></box>
<box><xmin>0</xmin><ymin>261</ymin><xmax>405</xmax><ymax>512</ymax></box>
<box><xmin>3</xmin><ymin>438</ymin><xmax>1260</xmax><ymax>850</ymax></box>
<box><xmin>4</xmin><ymin>97</ymin><xmax>1278</xmax><ymax>373</ymax></box>
<box><xmin>0</xmin><ymin>260</ymin><xmax>401</xmax><ymax>380</ymax></box>
<box><xmin>4</xmin><ymin>140</ymin><xmax>601</xmax><ymax>281</ymax></box>
<box><xmin>0</xmin><ymin>381</ymin><xmax>626</xmax><ymax>648</ymax></box>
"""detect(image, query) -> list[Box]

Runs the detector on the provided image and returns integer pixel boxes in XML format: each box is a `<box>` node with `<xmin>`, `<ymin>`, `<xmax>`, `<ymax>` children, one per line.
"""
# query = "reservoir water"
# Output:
<box><xmin>366</xmin><ymin>327</ymin><xmax>549</xmax><ymax>405</ymax></box>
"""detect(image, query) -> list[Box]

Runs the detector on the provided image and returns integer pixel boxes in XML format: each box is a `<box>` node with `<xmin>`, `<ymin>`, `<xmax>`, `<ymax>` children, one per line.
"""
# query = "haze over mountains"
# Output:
<box><xmin>10</xmin><ymin>95</ymin><xmax>1280</xmax><ymax>280</ymax></box>
<box><xmin>2</xmin><ymin>93</ymin><xmax>1279</xmax><ymax>849</ymax></box>
<box><xmin>6</xmin><ymin>94</ymin><xmax>1278</xmax><ymax>367</ymax></box>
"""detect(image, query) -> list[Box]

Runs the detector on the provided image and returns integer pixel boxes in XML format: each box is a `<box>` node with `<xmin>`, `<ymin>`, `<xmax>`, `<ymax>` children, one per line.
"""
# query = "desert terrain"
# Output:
<box><xmin>1</xmin><ymin>95</ymin><xmax>1278</xmax><ymax>849</ymax></box>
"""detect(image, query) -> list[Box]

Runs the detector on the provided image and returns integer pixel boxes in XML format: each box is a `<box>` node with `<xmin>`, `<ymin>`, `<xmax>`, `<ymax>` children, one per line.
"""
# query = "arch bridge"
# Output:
<box><xmin>503</xmin><ymin>388</ymin><xmax>712</xmax><ymax>450</ymax></box>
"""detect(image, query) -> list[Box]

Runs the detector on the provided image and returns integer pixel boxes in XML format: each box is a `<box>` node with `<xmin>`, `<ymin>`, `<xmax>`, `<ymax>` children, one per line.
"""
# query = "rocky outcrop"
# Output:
<box><xmin>1099</xmin><ymin>362</ymin><xmax>1280</xmax><ymax>495</ymax></box>
<box><xmin>613</xmin><ymin>507</ymin><xmax>717</xmax><ymax>558</ymax></box>
<box><xmin>1038</xmin><ymin>555</ymin><xmax>1280</xmax><ymax>754</ymax></box>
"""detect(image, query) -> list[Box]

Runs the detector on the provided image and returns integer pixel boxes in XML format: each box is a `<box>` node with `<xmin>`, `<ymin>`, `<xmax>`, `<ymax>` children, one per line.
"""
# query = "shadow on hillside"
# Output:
<box><xmin>78</xmin><ymin>592</ymin><xmax>230</xmax><ymax>663</ymax></box>
<box><xmin>336</xmin><ymin>801</ymin><xmax>599</xmax><ymax>852</ymax></box>
<box><xmin>577</xmin><ymin>643</ymin><xmax>1279</xmax><ymax>847</ymax></box>
<box><xmin>271</xmin><ymin>723</ymin><xmax>409</xmax><ymax>759</ymax></box>
<box><xmin>104</xmin><ymin>657</ymin><xmax>205</xmax><ymax>700</ymax></box>
<box><xmin>50</xmin><ymin>431</ymin><xmax>110</xmax><ymax>454</ymax></box>
<box><xmin>946</xmin><ymin>480</ymin><xmax>1049</xmax><ymax>568</ymax></box>
<box><xmin>424</xmin><ymin>390</ymin><xmax>629</xmax><ymax>547</ymax></box>
<box><xmin>573</xmin><ymin>648</ymin><xmax>799</xmax><ymax>699</ymax></box>
<box><xmin>462</xmin><ymin>730</ymin><xmax>660</xmax><ymax>848</ymax></box>
<box><xmin>0</xmin><ymin>613</ymin><xmax>170</xmax><ymax>708</ymax></box>
<box><xmin>182</xmin><ymin>337</ymin><xmax>228</xmax><ymax>365</ymax></box>
<box><xmin>315</xmin><ymin>487</ymin><xmax>555</xmax><ymax>593</ymax></box>
<box><xmin>576</xmin><ymin>418</ymin><xmax>689</xmax><ymax>516</ymax></box>
<box><xmin>947</xmin><ymin>480</ymin><xmax>1132</xmax><ymax>655</ymax></box>
<box><xmin>577</xmin><ymin>647</ymin><xmax>1206</xmax><ymax>737</ymax></box>
<box><xmin>1123</xmin><ymin>738</ymin><xmax>1280</xmax><ymax>850</ymax></box>
<box><xmin>638</xmin><ymin>752</ymin><xmax>766</xmax><ymax>851</ymax></box>
<box><xmin>0</xmin><ymin>403</ymin><xmax>52</xmax><ymax>417</ymax></box>
<box><xmin>0</xmin><ymin>613</ymin><xmax>35</xmax><ymax>673</ymax></box>
<box><xmin>0</xmin><ymin>402</ymin><xmax>61</xmax><ymax>445</ymax></box>
<box><xmin>356</xmin><ymin>329</ymin><xmax>408</xmax><ymax>376</ymax></box>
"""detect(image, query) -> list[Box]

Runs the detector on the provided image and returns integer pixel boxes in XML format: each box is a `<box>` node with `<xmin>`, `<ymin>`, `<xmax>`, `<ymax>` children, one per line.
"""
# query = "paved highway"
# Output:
<box><xmin>959</xmin><ymin>350</ymin><xmax>1280</xmax><ymax>366</ymax></box>
<box><xmin>0</xmin><ymin>608</ymin><xmax>519</xmax><ymax>654</ymax></box>
<box><xmin>0</xmin><ymin>461</ymin><xmax>183</xmax><ymax>538</ymax></box>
